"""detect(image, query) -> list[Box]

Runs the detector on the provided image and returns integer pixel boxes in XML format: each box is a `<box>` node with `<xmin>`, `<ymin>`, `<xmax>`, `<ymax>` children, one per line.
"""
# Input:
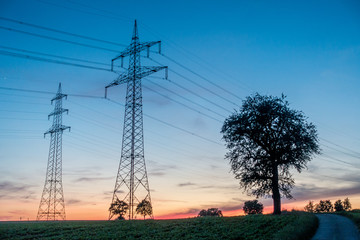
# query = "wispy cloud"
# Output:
<box><xmin>148</xmin><ymin>161</ymin><xmax>177</xmax><ymax>177</ymax></box>
<box><xmin>177</xmin><ymin>182</ymin><xmax>197</xmax><ymax>187</ymax></box>
<box><xmin>66</xmin><ymin>199</ymin><xmax>82</xmax><ymax>205</ymax></box>
<box><xmin>74</xmin><ymin>177</ymin><xmax>112</xmax><ymax>182</ymax></box>
<box><xmin>292</xmin><ymin>182</ymin><xmax>360</xmax><ymax>201</ymax></box>
<box><xmin>0</xmin><ymin>181</ymin><xmax>36</xmax><ymax>201</ymax></box>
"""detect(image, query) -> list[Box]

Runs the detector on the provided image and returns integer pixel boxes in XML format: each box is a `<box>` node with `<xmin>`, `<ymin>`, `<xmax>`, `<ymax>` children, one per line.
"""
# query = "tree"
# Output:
<box><xmin>109</xmin><ymin>199</ymin><xmax>129</xmax><ymax>220</ymax></box>
<box><xmin>304</xmin><ymin>201</ymin><xmax>315</xmax><ymax>213</ymax></box>
<box><xmin>198</xmin><ymin>208</ymin><xmax>223</xmax><ymax>217</ymax></box>
<box><xmin>136</xmin><ymin>199</ymin><xmax>153</xmax><ymax>220</ymax></box>
<box><xmin>343</xmin><ymin>198</ymin><xmax>352</xmax><ymax>211</ymax></box>
<box><xmin>221</xmin><ymin>94</ymin><xmax>320</xmax><ymax>215</ymax></box>
<box><xmin>243</xmin><ymin>200</ymin><xmax>264</xmax><ymax>215</ymax></box>
<box><xmin>334</xmin><ymin>200</ymin><xmax>344</xmax><ymax>212</ymax></box>
<box><xmin>315</xmin><ymin>200</ymin><xmax>333</xmax><ymax>213</ymax></box>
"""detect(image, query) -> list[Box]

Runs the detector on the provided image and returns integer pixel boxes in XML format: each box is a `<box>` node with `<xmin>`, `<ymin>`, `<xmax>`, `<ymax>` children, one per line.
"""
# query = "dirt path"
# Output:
<box><xmin>312</xmin><ymin>214</ymin><xmax>360</xmax><ymax>240</ymax></box>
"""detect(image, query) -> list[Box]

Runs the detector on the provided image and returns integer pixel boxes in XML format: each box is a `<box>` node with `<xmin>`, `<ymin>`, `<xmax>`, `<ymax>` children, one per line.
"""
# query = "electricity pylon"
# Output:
<box><xmin>106</xmin><ymin>20</ymin><xmax>167</xmax><ymax>220</ymax></box>
<box><xmin>37</xmin><ymin>83</ymin><xmax>70</xmax><ymax>221</ymax></box>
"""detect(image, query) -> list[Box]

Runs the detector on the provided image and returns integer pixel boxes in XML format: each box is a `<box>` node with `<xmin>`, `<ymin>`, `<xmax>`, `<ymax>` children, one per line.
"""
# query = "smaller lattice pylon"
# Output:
<box><xmin>37</xmin><ymin>83</ymin><xmax>70</xmax><ymax>221</ymax></box>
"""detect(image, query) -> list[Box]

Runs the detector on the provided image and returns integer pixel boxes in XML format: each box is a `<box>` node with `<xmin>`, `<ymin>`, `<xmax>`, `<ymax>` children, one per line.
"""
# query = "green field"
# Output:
<box><xmin>0</xmin><ymin>212</ymin><xmax>318</xmax><ymax>240</ymax></box>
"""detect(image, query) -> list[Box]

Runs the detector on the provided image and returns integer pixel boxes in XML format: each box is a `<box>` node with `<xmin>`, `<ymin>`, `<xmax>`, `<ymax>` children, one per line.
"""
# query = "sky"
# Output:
<box><xmin>0</xmin><ymin>0</ymin><xmax>359</xmax><ymax>221</ymax></box>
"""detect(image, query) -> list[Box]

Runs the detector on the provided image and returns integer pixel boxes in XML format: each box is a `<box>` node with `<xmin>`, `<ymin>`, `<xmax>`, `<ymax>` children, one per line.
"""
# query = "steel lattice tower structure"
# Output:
<box><xmin>106</xmin><ymin>20</ymin><xmax>167</xmax><ymax>220</ymax></box>
<box><xmin>37</xmin><ymin>83</ymin><xmax>70</xmax><ymax>221</ymax></box>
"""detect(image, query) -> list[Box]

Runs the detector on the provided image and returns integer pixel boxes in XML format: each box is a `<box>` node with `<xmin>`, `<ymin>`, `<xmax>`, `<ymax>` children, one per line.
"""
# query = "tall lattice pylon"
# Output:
<box><xmin>37</xmin><ymin>83</ymin><xmax>70</xmax><ymax>221</ymax></box>
<box><xmin>106</xmin><ymin>20</ymin><xmax>167</xmax><ymax>220</ymax></box>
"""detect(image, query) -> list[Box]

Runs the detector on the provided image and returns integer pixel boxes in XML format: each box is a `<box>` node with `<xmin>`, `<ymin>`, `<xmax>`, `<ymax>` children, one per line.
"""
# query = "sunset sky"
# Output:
<box><xmin>0</xmin><ymin>0</ymin><xmax>359</xmax><ymax>221</ymax></box>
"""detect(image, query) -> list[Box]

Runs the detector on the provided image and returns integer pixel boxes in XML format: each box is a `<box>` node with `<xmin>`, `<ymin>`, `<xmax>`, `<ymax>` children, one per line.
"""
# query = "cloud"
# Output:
<box><xmin>193</xmin><ymin>117</ymin><xmax>207</xmax><ymax>129</ymax></box>
<box><xmin>291</xmin><ymin>182</ymin><xmax>360</xmax><ymax>201</ymax></box>
<box><xmin>74</xmin><ymin>177</ymin><xmax>112</xmax><ymax>182</ymax></box>
<box><xmin>0</xmin><ymin>181</ymin><xmax>36</xmax><ymax>201</ymax></box>
<box><xmin>177</xmin><ymin>182</ymin><xmax>197</xmax><ymax>187</ymax></box>
<box><xmin>148</xmin><ymin>171</ymin><xmax>166</xmax><ymax>177</ymax></box>
<box><xmin>66</xmin><ymin>199</ymin><xmax>82</xmax><ymax>205</ymax></box>
<box><xmin>0</xmin><ymin>181</ymin><xmax>28</xmax><ymax>192</ymax></box>
<box><xmin>154</xmin><ymin>199</ymin><xmax>187</xmax><ymax>203</ymax></box>
<box><xmin>148</xmin><ymin>162</ymin><xmax>177</xmax><ymax>177</ymax></box>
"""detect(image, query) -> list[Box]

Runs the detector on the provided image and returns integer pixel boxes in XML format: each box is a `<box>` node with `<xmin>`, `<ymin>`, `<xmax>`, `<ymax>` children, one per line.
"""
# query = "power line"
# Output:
<box><xmin>0</xmin><ymin>26</ymin><xmax>119</xmax><ymax>53</ymax></box>
<box><xmin>0</xmin><ymin>45</ymin><xmax>122</xmax><ymax>69</ymax></box>
<box><xmin>320</xmin><ymin>137</ymin><xmax>360</xmax><ymax>156</ymax></box>
<box><xmin>106</xmin><ymin>98</ymin><xmax>222</xmax><ymax>146</ymax></box>
<box><xmin>321</xmin><ymin>153</ymin><xmax>358</xmax><ymax>167</ymax></box>
<box><xmin>149</xmin><ymin>58</ymin><xmax>231</xmax><ymax>113</ymax></box>
<box><xmin>321</xmin><ymin>144</ymin><xmax>360</xmax><ymax>159</ymax></box>
<box><xmin>161</xmin><ymin>54</ymin><xmax>243</xmax><ymax>103</ymax></box>
<box><xmin>0</xmin><ymin>86</ymin><xmax>105</xmax><ymax>99</ymax></box>
<box><xmin>0</xmin><ymin>50</ymin><xmax>114</xmax><ymax>72</ymax></box>
<box><xmin>150</xmin><ymin>57</ymin><xmax>238</xmax><ymax>107</ymax></box>
<box><xmin>146</xmin><ymin>77</ymin><xmax>227</xmax><ymax>119</ymax></box>
<box><xmin>0</xmin><ymin>17</ymin><xmax>127</xmax><ymax>47</ymax></box>
<box><xmin>142</xmin><ymin>84</ymin><xmax>223</xmax><ymax>123</ymax></box>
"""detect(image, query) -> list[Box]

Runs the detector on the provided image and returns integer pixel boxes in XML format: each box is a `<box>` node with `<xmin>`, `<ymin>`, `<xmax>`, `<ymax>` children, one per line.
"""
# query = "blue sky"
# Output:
<box><xmin>0</xmin><ymin>0</ymin><xmax>359</xmax><ymax>220</ymax></box>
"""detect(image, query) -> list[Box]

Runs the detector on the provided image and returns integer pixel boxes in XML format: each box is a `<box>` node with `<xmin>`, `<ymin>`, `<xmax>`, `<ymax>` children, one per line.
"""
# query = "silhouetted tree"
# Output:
<box><xmin>304</xmin><ymin>201</ymin><xmax>315</xmax><ymax>213</ymax></box>
<box><xmin>109</xmin><ymin>199</ymin><xmax>129</xmax><ymax>220</ymax></box>
<box><xmin>343</xmin><ymin>198</ymin><xmax>352</xmax><ymax>211</ymax></box>
<box><xmin>243</xmin><ymin>200</ymin><xmax>263</xmax><ymax>215</ymax></box>
<box><xmin>221</xmin><ymin>93</ymin><xmax>320</xmax><ymax>215</ymax></box>
<box><xmin>136</xmin><ymin>199</ymin><xmax>152</xmax><ymax>220</ymax></box>
<box><xmin>315</xmin><ymin>200</ymin><xmax>333</xmax><ymax>213</ymax></box>
<box><xmin>334</xmin><ymin>200</ymin><xmax>344</xmax><ymax>212</ymax></box>
<box><xmin>198</xmin><ymin>208</ymin><xmax>223</xmax><ymax>217</ymax></box>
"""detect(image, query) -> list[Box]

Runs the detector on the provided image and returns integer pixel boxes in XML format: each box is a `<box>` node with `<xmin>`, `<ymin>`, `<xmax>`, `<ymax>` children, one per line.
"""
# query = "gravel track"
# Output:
<box><xmin>312</xmin><ymin>214</ymin><xmax>360</xmax><ymax>240</ymax></box>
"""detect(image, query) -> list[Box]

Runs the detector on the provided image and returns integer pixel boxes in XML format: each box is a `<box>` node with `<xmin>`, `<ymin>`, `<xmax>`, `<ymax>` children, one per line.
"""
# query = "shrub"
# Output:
<box><xmin>198</xmin><ymin>208</ymin><xmax>223</xmax><ymax>217</ymax></box>
<box><xmin>243</xmin><ymin>200</ymin><xmax>263</xmax><ymax>215</ymax></box>
<box><xmin>334</xmin><ymin>200</ymin><xmax>344</xmax><ymax>212</ymax></box>
<box><xmin>343</xmin><ymin>198</ymin><xmax>352</xmax><ymax>211</ymax></box>
<box><xmin>304</xmin><ymin>201</ymin><xmax>315</xmax><ymax>213</ymax></box>
<box><xmin>315</xmin><ymin>200</ymin><xmax>333</xmax><ymax>213</ymax></box>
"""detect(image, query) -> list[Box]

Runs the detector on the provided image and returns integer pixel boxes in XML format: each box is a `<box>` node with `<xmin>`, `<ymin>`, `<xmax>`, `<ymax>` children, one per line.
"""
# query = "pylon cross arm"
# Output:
<box><xmin>105</xmin><ymin>72</ymin><xmax>129</xmax><ymax>89</ymax></box>
<box><xmin>48</xmin><ymin>108</ymin><xmax>69</xmax><ymax>118</ymax></box>
<box><xmin>112</xmin><ymin>41</ymin><xmax>161</xmax><ymax>64</ymax></box>
<box><xmin>51</xmin><ymin>93</ymin><xmax>67</xmax><ymax>103</ymax></box>
<box><xmin>106</xmin><ymin>66</ymin><xmax>167</xmax><ymax>91</ymax></box>
<box><xmin>138</xmin><ymin>66</ymin><xmax>168</xmax><ymax>79</ymax></box>
<box><xmin>44</xmin><ymin>125</ymin><xmax>71</xmax><ymax>136</ymax></box>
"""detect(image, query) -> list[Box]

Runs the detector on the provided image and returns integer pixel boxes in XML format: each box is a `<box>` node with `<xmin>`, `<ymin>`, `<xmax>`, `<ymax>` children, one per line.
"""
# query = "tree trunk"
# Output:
<box><xmin>272</xmin><ymin>165</ymin><xmax>281</xmax><ymax>215</ymax></box>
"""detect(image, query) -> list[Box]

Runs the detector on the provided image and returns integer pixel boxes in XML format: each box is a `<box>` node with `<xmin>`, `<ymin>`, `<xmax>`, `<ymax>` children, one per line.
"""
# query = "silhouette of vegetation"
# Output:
<box><xmin>221</xmin><ymin>93</ymin><xmax>320</xmax><ymax>215</ymax></box>
<box><xmin>304</xmin><ymin>201</ymin><xmax>315</xmax><ymax>213</ymax></box>
<box><xmin>136</xmin><ymin>199</ymin><xmax>152</xmax><ymax>220</ymax></box>
<box><xmin>315</xmin><ymin>200</ymin><xmax>333</xmax><ymax>213</ymax></box>
<box><xmin>109</xmin><ymin>199</ymin><xmax>129</xmax><ymax>220</ymax></box>
<box><xmin>344</xmin><ymin>197</ymin><xmax>352</xmax><ymax>211</ymax></box>
<box><xmin>0</xmin><ymin>212</ymin><xmax>318</xmax><ymax>239</ymax></box>
<box><xmin>243</xmin><ymin>200</ymin><xmax>264</xmax><ymax>215</ymax></box>
<box><xmin>334</xmin><ymin>200</ymin><xmax>344</xmax><ymax>212</ymax></box>
<box><xmin>198</xmin><ymin>208</ymin><xmax>223</xmax><ymax>217</ymax></box>
<box><xmin>305</xmin><ymin>198</ymin><xmax>352</xmax><ymax>213</ymax></box>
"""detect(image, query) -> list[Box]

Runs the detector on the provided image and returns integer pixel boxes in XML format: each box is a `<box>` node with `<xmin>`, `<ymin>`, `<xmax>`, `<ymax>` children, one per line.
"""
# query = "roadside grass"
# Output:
<box><xmin>0</xmin><ymin>211</ymin><xmax>318</xmax><ymax>240</ymax></box>
<box><xmin>336</xmin><ymin>209</ymin><xmax>360</xmax><ymax>230</ymax></box>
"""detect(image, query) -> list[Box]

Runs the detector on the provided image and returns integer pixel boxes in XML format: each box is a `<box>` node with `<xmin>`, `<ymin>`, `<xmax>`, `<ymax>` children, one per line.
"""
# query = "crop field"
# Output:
<box><xmin>0</xmin><ymin>212</ymin><xmax>318</xmax><ymax>240</ymax></box>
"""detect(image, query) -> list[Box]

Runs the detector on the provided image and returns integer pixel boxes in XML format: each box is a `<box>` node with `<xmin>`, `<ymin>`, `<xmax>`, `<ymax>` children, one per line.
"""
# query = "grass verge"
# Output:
<box><xmin>0</xmin><ymin>212</ymin><xmax>318</xmax><ymax>240</ymax></box>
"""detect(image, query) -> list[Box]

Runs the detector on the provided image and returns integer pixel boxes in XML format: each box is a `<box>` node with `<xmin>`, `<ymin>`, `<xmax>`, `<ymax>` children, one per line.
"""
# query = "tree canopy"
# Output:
<box><xmin>198</xmin><ymin>208</ymin><xmax>223</xmax><ymax>217</ymax></box>
<box><xmin>221</xmin><ymin>93</ymin><xmax>320</xmax><ymax>215</ymax></box>
<box><xmin>243</xmin><ymin>200</ymin><xmax>264</xmax><ymax>215</ymax></box>
<box><xmin>136</xmin><ymin>199</ymin><xmax>153</xmax><ymax>220</ymax></box>
<box><xmin>109</xmin><ymin>199</ymin><xmax>129</xmax><ymax>220</ymax></box>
